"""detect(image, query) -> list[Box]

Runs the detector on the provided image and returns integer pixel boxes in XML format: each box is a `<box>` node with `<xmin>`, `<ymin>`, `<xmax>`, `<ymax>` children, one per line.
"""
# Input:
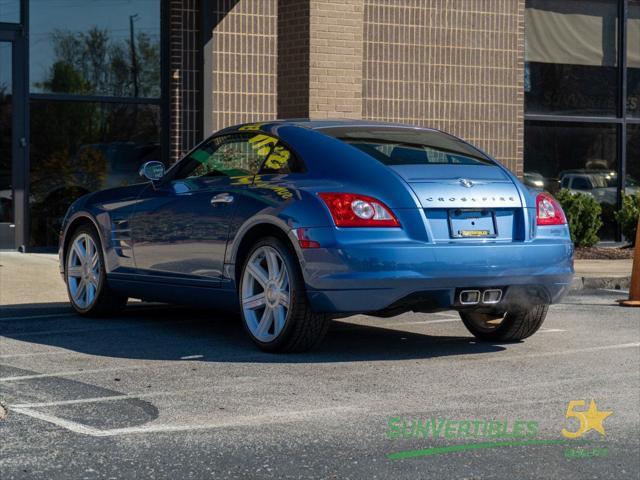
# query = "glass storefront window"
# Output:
<box><xmin>626</xmin><ymin>125</ymin><xmax>640</xmax><ymax>195</ymax></box>
<box><xmin>0</xmin><ymin>0</ymin><xmax>19</xmax><ymax>23</ymax></box>
<box><xmin>0</xmin><ymin>42</ymin><xmax>12</xmax><ymax>224</ymax></box>
<box><xmin>524</xmin><ymin>121</ymin><xmax>619</xmax><ymax>240</ymax></box>
<box><xmin>29</xmin><ymin>0</ymin><xmax>160</xmax><ymax>97</ymax></box>
<box><xmin>628</xmin><ymin>1</ymin><xmax>640</xmax><ymax>116</ymax></box>
<box><xmin>29</xmin><ymin>100</ymin><xmax>164</xmax><ymax>246</ymax></box>
<box><xmin>525</xmin><ymin>0</ymin><xmax>618</xmax><ymax>115</ymax></box>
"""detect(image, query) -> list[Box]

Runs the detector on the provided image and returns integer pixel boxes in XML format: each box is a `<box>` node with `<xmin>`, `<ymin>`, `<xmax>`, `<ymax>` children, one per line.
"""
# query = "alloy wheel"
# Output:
<box><xmin>66</xmin><ymin>233</ymin><xmax>101</xmax><ymax>310</ymax></box>
<box><xmin>241</xmin><ymin>246</ymin><xmax>291</xmax><ymax>342</ymax></box>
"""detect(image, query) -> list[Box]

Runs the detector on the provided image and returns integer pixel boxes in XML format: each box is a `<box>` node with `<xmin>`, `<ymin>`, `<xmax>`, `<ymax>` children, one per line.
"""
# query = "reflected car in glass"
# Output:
<box><xmin>559</xmin><ymin>169</ymin><xmax>640</xmax><ymax>205</ymax></box>
<box><xmin>59</xmin><ymin>120</ymin><xmax>574</xmax><ymax>352</ymax></box>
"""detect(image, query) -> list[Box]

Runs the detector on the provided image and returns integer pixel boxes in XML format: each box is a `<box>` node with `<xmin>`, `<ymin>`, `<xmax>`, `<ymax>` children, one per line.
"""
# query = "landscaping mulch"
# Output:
<box><xmin>574</xmin><ymin>246</ymin><xmax>635</xmax><ymax>260</ymax></box>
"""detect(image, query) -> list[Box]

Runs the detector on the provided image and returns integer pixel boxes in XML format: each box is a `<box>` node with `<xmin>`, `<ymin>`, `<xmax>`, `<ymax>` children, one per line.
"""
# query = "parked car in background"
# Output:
<box><xmin>59</xmin><ymin>120</ymin><xmax>574</xmax><ymax>352</ymax></box>
<box><xmin>523</xmin><ymin>171</ymin><xmax>546</xmax><ymax>190</ymax></box>
<box><xmin>559</xmin><ymin>169</ymin><xmax>639</xmax><ymax>205</ymax></box>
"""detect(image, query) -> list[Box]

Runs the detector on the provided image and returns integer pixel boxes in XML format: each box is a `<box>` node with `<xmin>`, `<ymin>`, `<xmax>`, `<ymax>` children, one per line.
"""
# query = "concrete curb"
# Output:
<box><xmin>570</xmin><ymin>276</ymin><xmax>631</xmax><ymax>291</ymax></box>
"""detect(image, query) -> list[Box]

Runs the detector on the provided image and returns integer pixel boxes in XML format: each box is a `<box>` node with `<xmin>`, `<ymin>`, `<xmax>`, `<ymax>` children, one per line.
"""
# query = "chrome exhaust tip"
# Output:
<box><xmin>459</xmin><ymin>290</ymin><xmax>481</xmax><ymax>305</ymax></box>
<box><xmin>482</xmin><ymin>289</ymin><xmax>503</xmax><ymax>304</ymax></box>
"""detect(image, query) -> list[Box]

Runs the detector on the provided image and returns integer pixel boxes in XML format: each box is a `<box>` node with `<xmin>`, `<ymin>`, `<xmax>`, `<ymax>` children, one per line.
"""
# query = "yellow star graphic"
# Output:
<box><xmin>582</xmin><ymin>400</ymin><xmax>613</xmax><ymax>436</ymax></box>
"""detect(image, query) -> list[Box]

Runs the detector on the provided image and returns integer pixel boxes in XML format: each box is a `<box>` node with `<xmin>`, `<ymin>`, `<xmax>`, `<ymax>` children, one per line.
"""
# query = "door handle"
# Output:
<box><xmin>210</xmin><ymin>193</ymin><xmax>234</xmax><ymax>205</ymax></box>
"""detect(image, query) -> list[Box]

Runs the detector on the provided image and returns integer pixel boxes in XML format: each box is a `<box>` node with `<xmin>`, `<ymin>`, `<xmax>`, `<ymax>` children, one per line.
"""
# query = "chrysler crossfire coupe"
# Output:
<box><xmin>59</xmin><ymin>120</ymin><xmax>574</xmax><ymax>352</ymax></box>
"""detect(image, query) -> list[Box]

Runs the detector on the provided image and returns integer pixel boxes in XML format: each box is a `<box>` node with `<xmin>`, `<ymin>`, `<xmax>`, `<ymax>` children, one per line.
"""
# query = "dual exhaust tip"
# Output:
<box><xmin>459</xmin><ymin>289</ymin><xmax>502</xmax><ymax>305</ymax></box>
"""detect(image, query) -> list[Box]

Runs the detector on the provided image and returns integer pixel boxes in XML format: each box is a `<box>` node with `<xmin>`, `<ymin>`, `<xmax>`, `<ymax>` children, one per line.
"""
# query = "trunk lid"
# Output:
<box><xmin>390</xmin><ymin>164</ymin><xmax>521</xmax><ymax>209</ymax></box>
<box><xmin>390</xmin><ymin>164</ymin><xmax>525</xmax><ymax>242</ymax></box>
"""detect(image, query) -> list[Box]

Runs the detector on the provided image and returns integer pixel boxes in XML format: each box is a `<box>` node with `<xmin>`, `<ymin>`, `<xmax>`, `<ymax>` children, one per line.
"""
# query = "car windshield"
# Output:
<box><xmin>321</xmin><ymin>126</ymin><xmax>494</xmax><ymax>166</ymax></box>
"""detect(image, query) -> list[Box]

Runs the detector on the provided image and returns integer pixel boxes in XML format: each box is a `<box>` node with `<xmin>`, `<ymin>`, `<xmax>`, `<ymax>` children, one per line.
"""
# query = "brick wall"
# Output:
<box><xmin>308</xmin><ymin>0</ymin><xmax>363</xmax><ymax>119</ymax></box>
<box><xmin>205</xmin><ymin>0</ymin><xmax>278</xmax><ymax>134</ymax></box>
<box><xmin>278</xmin><ymin>0</ymin><xmax>310</xmax><ymax>118</ymax></box>
<box><xmin>171</xmin><ymin>1</ymin><xmax>525</xmax><ymax>172</ymax></box>
<box><xmin>362</xmin><ymin>0</ymin><xmax>525</xmax><ymax>173</ymax></box>
<box><xmin>277</xmin><ymin>0</ymin><xmax>363</xmax><ymax>119</ymax></box>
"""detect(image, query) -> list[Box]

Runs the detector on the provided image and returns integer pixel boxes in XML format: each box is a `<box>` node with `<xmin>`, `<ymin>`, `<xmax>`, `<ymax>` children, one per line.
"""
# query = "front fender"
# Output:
<box><xmin>58</xmin><ymin>210</ymin><xmax>107</xmax><ymax>277</ymax></box>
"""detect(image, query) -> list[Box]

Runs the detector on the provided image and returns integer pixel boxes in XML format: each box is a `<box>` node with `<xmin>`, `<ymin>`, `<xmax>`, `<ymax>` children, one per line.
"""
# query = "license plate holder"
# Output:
<box><xmin>448</xmin><ymin>209</ymin><xmax>497</xmax><ymax>239</ymax></box>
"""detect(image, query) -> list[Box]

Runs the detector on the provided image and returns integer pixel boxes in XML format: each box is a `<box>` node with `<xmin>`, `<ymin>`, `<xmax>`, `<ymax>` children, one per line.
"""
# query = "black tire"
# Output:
<box><xmin>238</xmin><ymin>236</ymin><xmax>330</xmax><ymax>353</ymax></box>
<box><xmin>459</xmin><ymin>304</ymin><xmax>549</xmax><ymax>342</ymax></box>
<box><xmin>64</xmin><ymin>224</ymin><xmax>128</xmax><ymax>317</ymax></box>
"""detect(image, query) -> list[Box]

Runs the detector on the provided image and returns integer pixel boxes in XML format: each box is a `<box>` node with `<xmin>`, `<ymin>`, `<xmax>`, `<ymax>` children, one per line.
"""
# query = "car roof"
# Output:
<box><xmin>223</xmin><ymin>118</ymin><xmax>440</xmax><ymax>132</ymax></box>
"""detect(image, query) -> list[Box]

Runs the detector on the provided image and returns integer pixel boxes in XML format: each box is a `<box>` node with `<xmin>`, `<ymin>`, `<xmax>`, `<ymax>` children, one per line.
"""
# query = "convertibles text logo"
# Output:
<box><xmin>386</xmin><ymin>400</ymin><xmax>612</xmax><ymax>460</ymax></box>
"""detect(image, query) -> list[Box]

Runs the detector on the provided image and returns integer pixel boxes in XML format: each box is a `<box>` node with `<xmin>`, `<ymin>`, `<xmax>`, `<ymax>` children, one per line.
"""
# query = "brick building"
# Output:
<box><xmin>0</xmin><ymin>0</ymin><xmax>637</xmax><ymax>249</ymax></box>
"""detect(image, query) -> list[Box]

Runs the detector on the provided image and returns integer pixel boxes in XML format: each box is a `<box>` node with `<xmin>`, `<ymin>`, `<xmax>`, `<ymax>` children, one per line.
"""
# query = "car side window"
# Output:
<box><xmin>572</xmin><ymin>177</ymin><xmax>591</xmax><ymax>190</ymax></box>
<box><xmin>184</xmin><ymin>134</ymin><xmax>264</xmax><ymax>179</ymax></box>
<box><xmin>253</xmin><ymin>133</ymin><xmax>299</xmax><ymax>175</ymax></box>
<box><xmin>172</xmin><ymin>132</ymin><xmax>300</xmax><ymax>181</ymax></box>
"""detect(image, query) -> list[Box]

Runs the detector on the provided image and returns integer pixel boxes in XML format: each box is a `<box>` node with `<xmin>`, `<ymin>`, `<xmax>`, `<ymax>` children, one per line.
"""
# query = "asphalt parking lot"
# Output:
<box><xmin>0</xmin><ymin>289</ymin><xmax>638</xmax><ymax>479</ymax></box>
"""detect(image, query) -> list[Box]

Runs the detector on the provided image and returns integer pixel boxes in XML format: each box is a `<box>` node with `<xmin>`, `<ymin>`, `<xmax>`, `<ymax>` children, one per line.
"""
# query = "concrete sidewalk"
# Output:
<box><xmin>573</xmin><ymin>259</ymin><xmax>633</xmax><ymax>290</ymax></box>
<box><xmin>0</xmin><ymin>252</ymin><xmax>633</xmax><ymax>307</ymax></box>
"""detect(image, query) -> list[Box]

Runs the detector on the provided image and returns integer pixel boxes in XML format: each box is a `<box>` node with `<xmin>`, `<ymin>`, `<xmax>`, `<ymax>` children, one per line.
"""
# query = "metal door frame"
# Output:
<box><xmin>0</xmin><ymin>24</ymin><xmax>28</xmax><ymax>250</ymax></box>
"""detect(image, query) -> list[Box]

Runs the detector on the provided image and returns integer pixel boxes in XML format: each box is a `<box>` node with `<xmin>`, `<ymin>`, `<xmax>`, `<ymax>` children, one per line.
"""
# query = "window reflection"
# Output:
<box><xmin>525</xmin><ymin>0</ymin><xmax>618</xmax><ymax>115</ymax></box>
<box><xmin>524</xmin><ymin>121</ymin><xmax>618</xmax><ymax>240</ymax></box>
<box><xmin>0</xmin><ymin>0</ymin><xmax>19</xmax><ymax>23</ymax></box>
<box><xmin>626</xmin><ymin>125</ymin><xmax>640</xmax><ymax>194</ymax></box>
<box><xmin>29</xmin><ymin>101</ymin><xmax>163</xmax><ymax>246</ymax></box>
<box><xmin>0</xmin><ymin>42</ymin><xmax>12</xmax><ymax>225</ymax></box>
<box><xmin>29</xmin><ymin>0</ymin><xmax>160</xmax><ymax>97</ymax></box>
<box><xmin>628</xmin><ymin>1</ymin><xmax>640</xmax><ymax>116</ymax></box>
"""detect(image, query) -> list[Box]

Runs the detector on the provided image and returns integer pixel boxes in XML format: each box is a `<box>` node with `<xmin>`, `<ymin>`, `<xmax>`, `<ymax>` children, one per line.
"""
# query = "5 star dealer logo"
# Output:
<box><xmin>386</xmin><ymin>399</ymin><xmax>613</xmax><ymax>460</ymax></box>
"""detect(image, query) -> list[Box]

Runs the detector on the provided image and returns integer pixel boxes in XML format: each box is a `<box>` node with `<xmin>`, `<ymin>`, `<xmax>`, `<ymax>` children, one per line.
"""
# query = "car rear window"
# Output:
<box><xmin>320</xmin><ymin>126</ymin><xmax>494</xmax><ymax>166</ymax></box>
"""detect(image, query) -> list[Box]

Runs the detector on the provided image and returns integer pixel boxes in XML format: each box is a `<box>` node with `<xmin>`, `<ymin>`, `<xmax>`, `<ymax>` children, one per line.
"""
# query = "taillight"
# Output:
<box><xmin>536</xmin><ymin>192</ymin><xmax>567</xmax><ymax>226</ymax></box>
<box><xmin>318</xmin><ymin>193</ymin><xmax>400</xmax><ymax>227</ymax></box>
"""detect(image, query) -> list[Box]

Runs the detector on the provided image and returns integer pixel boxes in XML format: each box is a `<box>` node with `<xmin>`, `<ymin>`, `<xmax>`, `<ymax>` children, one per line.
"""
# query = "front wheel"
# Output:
<box><xmin>239</xmin><ymin>237</ymin><xmax>330</xmax><ymax>352</ymax></box>
<box><xmin>459</xmin><ymin>304</ymin><xmax>549</xmax><ymax>342</ymax></box>
<box><xmin>65</xmin><ymin>225</ymin><xmax>128</xmax><ymax>316</ymax></box>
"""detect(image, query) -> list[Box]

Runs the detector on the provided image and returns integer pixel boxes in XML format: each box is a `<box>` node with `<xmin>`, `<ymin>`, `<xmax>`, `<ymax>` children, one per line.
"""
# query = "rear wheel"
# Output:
<box><xmin>65</xmin><ymin>225</ymin><xmax>127</xmax><ymax>316</ymax></box>
<box><xmin>459</xmin><ymin>305</ymin><xmax>548</xmax><ymax>342</ymax></box>
<box><xmin>239</xmin><ymin>237</ymin><xmax>330</xmax><ymax>352</ymax></box>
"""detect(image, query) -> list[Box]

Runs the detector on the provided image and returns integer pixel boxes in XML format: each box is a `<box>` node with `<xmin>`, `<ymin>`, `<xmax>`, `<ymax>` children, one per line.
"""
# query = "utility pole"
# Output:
<box><xmin>129</xmin><ymin>14</ymin><xmax>139</xmax><ymax>97</ymax></box>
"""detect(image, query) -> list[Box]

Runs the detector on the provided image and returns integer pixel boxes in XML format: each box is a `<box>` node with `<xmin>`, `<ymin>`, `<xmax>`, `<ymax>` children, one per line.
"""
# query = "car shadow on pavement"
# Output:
<box><xmin>0</xmin><ymin>303</ymin><xmax>507</xmax><ymax>363</ymax></box>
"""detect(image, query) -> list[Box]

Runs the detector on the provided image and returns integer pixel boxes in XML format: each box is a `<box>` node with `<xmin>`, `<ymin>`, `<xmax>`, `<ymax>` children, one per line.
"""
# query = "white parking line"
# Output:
<box><xmin>485</xmin><ymin>342</ymin><xmax>640</xmax><ymax>362</ymax></box>
<box><xmin>13</xmin><ymin>392</ymin><xmax>168</xmax><ymax>408</ymax></box>
<box><xmin>10</xmin><ymin>407</ymin><xmax>104</xmax><ymax>436</ymax></box>
<box><xmin>0</xmin><ymin>365</ymin><xmax>146</xmax><ymax>382</ymax></box>
<box><xmin>538</xmin><ymin>328</ymin><xmax>567</xmax><ymax>333</ymax></box>
<box><xmin>10</xmin><ymin>405</ymin><xmax>359</xmax><ymax>437</ymax></box>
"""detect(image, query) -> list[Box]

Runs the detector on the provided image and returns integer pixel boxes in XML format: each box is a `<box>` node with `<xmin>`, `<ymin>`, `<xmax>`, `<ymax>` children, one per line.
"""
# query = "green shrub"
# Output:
<box><xmin>614</xmin><ymin>193</ymin><xmax>640</xmax><ymax>245</ymax></box>
<box><xmin>554</xmin><ymin>189</ymin><xmax>603</xmax><ymax>247</ymax></box>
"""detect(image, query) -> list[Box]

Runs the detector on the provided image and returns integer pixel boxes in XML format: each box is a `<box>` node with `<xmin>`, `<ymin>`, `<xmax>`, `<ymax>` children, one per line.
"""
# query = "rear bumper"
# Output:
<box><xmin>301</xmin><ymin>239</ymin><xmax>574</xmax><ymax>313</ymax></box>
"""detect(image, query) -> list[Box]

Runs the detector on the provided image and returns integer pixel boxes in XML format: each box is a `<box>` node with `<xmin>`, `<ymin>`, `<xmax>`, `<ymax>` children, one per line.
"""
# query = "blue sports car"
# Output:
<box><xmin>59</xmin><ymin>120</ymin><xmax>574</xmax><ymax>352</ymax></box>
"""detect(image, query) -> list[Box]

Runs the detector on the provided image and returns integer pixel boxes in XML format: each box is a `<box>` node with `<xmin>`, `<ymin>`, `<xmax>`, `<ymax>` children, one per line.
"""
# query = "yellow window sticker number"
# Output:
<box><xmin>265</xmin><ymin>146</ymin><xmax>290</xmax><ymax>170</ymax></box>
<box><xmin>248</xmin><ymin>134</ymin><xmax>278</xmax><ymax>157</ymax></box>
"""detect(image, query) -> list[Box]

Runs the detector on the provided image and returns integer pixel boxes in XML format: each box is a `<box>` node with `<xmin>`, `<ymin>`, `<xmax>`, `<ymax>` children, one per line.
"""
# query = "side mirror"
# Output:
<box><xmin>139</xmin><ymin>161</ymin><xmax>165</xmax><ymax>182</ymax></box>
